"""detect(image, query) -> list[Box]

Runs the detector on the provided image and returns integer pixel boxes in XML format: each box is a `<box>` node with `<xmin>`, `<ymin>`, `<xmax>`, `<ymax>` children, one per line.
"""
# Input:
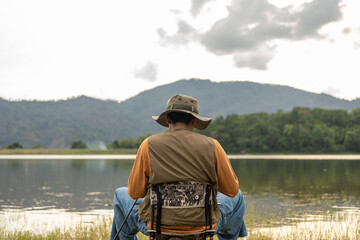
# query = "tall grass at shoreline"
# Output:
<box><xmin>0</xmin><ymin>216</ymin><xmax>112</xmax><ymax>240</ymax></box>
<box><xmin>1</xmin><ymin>215</ymin><xmax>359</xmax><ymax>240</ymax></box>
<box><xmin>247</xmin><ymin>216</ymin><xmax>360</xmax><ymax>239</ymax></box>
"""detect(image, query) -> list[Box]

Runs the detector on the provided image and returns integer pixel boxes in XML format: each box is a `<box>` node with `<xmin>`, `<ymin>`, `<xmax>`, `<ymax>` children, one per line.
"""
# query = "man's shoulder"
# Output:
<box><xmin>148</xmin><ymin>131</ymin><xmax>215</xmax><ymax>142</ymax></box>
<box><xmin>147</xmin><ymin>132</ymin><xmax>168</xmax><ymax>144</ymax></box>
<box><xmin>148</xmin><ymin>132</ymin><xmax>167</xmax><ymax>139</ymax></box>
<box><xmin>191</xmin><ymin>131</ymin><xmax>215</xmax><ymax>141</ymax></box>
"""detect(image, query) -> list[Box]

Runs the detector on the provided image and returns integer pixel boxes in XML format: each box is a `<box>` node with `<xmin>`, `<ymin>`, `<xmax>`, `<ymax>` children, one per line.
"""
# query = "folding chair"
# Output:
<box><xmin>147</xmin><ymin>182</ymin><xmax>216</xmax><ymax>240</ymax></box>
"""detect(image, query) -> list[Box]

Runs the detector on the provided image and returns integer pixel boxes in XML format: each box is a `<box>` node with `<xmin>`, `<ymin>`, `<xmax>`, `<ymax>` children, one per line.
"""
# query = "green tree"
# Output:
<box><xmin>311</xmin><ymin>124</ymin><xmax>335</xmax><ymax>151</ymax></box>
<box><xmin>344</xmin><ymin>127</ymin><xmax>360</xmax><ymax>152</ymax></box>
<box><xmin>350</xmin><ymin>108</ymin><xmax>360</xmax><ymax>125</ymax></box>
<box><xmin>108</xmin><ymin>133</ymin><xmax>153</xmax><ymax>149</ymax></box>
<box><xmin>244</xmin><ymin>119</ymin><xmax>270</xmax><ymax>152</ymax></box>
<box><xmin>281</xmin><ymin>124</ymin><xmax>311</xmax><ymax>151</ymax></box>
<box><xmin>312</xmin><ymin>108</ymin><xmax>349</xmax><ymax>127</ymax></box>
<box><xmin>7</xmin><ymin>142</ymin><xmax>23</xmax><ymax>149</ymax></box>
<box><xmin>118</xmin><ymin>137</ymin><xmax>137</xmax><ymax>148</ymax></box>
<box><xmin>71</xmin><ymin>140</ymin><xmax>88</xmax><ymax>149</ymax></box>
<box><xmin>263</xmin><ymin>125</ymin><xmax>281</xmax><ymax>151</ymax></box>
<box><xmin>135</xmin><ymin>132</ymin><xmax>153</xmax><ymax>146</ymax></box>
<box><xmin>107</xmin><ymin>140</ymin><xmax>121</xmax><ymax>149</ymax></box>
<box><xmin>104</xmin><ymin>107</ymin><xmax>360</xmax><ymax>153</ymax></box>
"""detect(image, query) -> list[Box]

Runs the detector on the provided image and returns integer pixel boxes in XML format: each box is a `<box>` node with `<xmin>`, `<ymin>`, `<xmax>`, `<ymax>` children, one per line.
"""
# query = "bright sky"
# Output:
<box><xmin>1</xmin><ymin>0</ymin><xmax>359</xmax><ymax>101</ymax></box>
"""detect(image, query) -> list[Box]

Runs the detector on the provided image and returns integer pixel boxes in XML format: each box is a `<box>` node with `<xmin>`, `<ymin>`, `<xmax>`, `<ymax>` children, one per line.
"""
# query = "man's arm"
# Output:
<box><xmin>214</xmin><ymin>139</ymin><xmax>239</xmax><ymax>197</ymax></box>
<box><xmin>127</xmin><ymin>138</ymin><xmax>151</xmax><ymax>199</ymax></box>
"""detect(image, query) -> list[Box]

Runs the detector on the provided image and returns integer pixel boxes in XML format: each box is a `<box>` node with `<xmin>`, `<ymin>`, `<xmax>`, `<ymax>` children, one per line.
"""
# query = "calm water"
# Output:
<box><xmin>1</xmin><ymin>158</ymin><xmax>360</xmax><ymax>230</ymax></box>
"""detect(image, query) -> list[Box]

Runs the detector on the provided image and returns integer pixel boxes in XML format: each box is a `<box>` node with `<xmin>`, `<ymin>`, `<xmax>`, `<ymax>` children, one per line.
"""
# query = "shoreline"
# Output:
<box><xmin>1</xmin><ymin>205</ymin><xmax>359</xmax><ymax>239</ymax></box>
<box><xmin>1</xmin><ymin>154</ymin><xmax>360</xmax><ymax>160</ymax></box>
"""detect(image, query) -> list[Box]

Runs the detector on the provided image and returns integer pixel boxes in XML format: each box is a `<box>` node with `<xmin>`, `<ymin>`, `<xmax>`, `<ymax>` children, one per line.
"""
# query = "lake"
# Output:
<box><xmin>1</xmin><ymin>157</ymin><xmax>360</xmax><ymax>235</ymax></box>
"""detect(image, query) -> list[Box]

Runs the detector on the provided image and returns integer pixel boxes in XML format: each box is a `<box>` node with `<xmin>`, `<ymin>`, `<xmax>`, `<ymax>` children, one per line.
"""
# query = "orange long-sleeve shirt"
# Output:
<box><xmin>127</xmin><ymin>137</ymin><xmax>239</xmax><ymax>232</ymax></box>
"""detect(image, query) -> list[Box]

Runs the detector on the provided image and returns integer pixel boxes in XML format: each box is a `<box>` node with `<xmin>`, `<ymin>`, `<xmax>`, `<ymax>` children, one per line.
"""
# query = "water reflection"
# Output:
<box><xmin>0</xmin><ymin>158</ymin><xmax>359</xmax><ymax>229</ymax></box>
<box><xmin>229</xmin><ymin>159</ymin><xmax>360</xmax><ymax>227</ymax></box>
<box><xmin>70</xmin><ymin>160</ymin><xmax>87</xmax><ymax>170</ymax></box>
<box><xmin>0</xmin><ymin>159</ymin><xmax>134</xmax><ymax>211</ymax></box>
<box><xmin>231</xmin><ymin>159</ymin><xmax>360</xmax><ymax>197</ymax></box>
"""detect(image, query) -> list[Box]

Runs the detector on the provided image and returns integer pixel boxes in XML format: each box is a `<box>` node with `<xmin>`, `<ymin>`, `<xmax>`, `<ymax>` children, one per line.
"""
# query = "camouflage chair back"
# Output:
<box><xmin>147</xmin><ymin>182</ymin><xmax>216</xmax><ymax>240</ymax></box>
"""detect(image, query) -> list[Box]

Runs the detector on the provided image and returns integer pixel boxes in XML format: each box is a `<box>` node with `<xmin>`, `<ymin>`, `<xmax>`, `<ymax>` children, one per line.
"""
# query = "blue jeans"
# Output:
<box><xmin>110</xmin><ymin>188</ymin><xmax>247</xmax><ymax>240</ymax></box>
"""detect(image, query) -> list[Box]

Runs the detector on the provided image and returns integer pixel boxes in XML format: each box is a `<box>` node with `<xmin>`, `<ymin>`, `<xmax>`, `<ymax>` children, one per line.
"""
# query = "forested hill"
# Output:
<box><xmin>1</xmin><ymin>79</ymin><xmax>360</xmax><ymax>148</ymax></box>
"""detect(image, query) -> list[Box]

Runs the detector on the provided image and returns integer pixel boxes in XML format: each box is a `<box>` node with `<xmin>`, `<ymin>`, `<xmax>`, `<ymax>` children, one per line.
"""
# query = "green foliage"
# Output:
<box><xmin>71</xmin><ymin>140</ymin><xmax>88</xmax><ymax>149</ymax></box>
<box><xmin>201</xmin><ymin>107</ymin><xmax>360</xmax><ymax>153</ymax></box>
<box><xmin>2</xmin><ymin>79</ymin><xmax>360</xmax><ymax>149</ymax></box>
<box><xmin>344</xmin><ymin>127</ymin><xmax>360</xmax><ymax>151</ymax></box>
<box><xmin>107</xmin><ymin>132</ymin><xmax>152</xmax><ymax>149</ymax></box>
<box><xmin>6</xmin><ymin>142</ymin><xmax>23</xmax><ymax>149</ymax></box>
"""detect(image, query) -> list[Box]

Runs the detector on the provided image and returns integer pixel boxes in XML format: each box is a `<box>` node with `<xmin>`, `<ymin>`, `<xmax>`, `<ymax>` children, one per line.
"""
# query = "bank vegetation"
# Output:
<box><xmin>108</xmin><ymin>107</ymin><xmax>360</xmax><ymax>154</ymax></box>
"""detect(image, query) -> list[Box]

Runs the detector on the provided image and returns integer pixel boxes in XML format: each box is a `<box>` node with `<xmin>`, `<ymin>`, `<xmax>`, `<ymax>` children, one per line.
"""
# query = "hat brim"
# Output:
<box><xmin>152</xmin><ymin>109</ymin><xmax>212</xmax><ymax>130</ymax></box>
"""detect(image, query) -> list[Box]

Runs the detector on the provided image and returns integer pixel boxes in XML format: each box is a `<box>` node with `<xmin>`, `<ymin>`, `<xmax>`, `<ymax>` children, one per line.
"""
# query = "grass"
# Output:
<box><xmin>247</xmin><ymin>217</ymin><xmax>360</xmax><ymax>240</ymax></box>
<box><xmin>0</xmin><ymin>216</ymin><xmax>112</xmax><ymax>240</ymax></box>
<box><xmin>1</xmin><ymin>214</ymin><xmax>359</xmax><ymax>240</ymax></box>
<box><xmin>0</xmin><ymin>148</ymin><xmax>138</xmax><ymax>155</ymax></box>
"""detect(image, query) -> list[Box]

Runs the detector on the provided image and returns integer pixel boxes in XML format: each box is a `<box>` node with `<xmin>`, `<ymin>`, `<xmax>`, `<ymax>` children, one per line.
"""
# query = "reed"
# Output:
<box><xmin>0</xmin><ymin>216</ymin><xmax>112</xmax><ymax>240</ymax></box>
<box><xmin>1</xmin><ymin>215</ymin><xmax>359</xmax><ymax>240</ymax></box>
<box><xmin>247</xmin><ymin>215</ymin><xmax>360</xmax><ymax>240</ymax></box>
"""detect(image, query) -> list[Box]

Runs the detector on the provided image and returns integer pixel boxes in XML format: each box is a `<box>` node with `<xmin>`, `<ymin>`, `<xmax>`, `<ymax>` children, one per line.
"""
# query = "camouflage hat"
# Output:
<box><xmin>152</xmin><ymin>94</ymin><xmax>212</xmax><ymax>130</ymax></box>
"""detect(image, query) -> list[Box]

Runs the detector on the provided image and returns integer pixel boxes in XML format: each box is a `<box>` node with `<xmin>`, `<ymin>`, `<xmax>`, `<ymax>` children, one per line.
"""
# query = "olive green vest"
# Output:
<box><xmin>138</xmin><ymin>129</ymin><xmax>220</xmax><ymax>226</ymax></box>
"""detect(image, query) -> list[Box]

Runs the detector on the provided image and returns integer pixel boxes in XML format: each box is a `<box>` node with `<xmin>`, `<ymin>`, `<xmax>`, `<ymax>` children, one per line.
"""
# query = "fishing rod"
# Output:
<box><xmin>112</xmin><ymin>199</ymin><xmax>138</xmax><ymax>240</ymax></box>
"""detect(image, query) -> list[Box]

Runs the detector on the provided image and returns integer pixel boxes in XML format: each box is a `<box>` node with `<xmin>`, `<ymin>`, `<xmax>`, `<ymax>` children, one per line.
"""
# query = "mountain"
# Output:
<box><xmin>1</xmin><ymin>79</ymin><xmax>360</xmax><ymax>148</ymax></box>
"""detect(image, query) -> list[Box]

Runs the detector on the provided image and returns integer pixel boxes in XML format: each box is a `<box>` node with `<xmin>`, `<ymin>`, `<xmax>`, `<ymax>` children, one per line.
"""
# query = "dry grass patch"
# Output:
<box><xmin>0</xmin><ymin>216</ymin><xmax>112</xmax><ymax>240</ymax></box>
<box><xmin>1</xmin><ymin>214</ymin><xmax>359</xmax><ymax>240</ymax></box>
<box><xmin>247</xmin><ymin>217</ymin><xmax>360</xmax><ymax>240</ymax></box>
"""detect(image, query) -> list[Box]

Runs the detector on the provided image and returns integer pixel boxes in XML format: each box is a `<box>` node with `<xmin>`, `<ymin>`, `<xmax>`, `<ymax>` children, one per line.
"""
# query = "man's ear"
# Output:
<box><xmin>166</xmin><ymin>116</ymin><xmax>172</xmax><ymax>125</ymax></box>
<box><xmin>190</xmin><ymin>118</ymin><xmax>197</xmax><ymax>126</ymax></box>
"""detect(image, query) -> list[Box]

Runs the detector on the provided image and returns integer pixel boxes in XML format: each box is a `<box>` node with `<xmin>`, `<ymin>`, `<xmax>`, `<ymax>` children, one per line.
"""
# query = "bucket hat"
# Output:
<box><xmin>152</xmin><ymin>94</ymin><xmax>212</xmax><ymax>130</ymax></box>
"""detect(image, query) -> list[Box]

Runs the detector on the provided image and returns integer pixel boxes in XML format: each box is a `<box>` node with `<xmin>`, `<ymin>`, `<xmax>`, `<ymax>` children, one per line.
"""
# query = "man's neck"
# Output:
<box><xmin>169</xmin><ymin>123</ymin><xmax>193</xmax><ymax>131</ymax></box>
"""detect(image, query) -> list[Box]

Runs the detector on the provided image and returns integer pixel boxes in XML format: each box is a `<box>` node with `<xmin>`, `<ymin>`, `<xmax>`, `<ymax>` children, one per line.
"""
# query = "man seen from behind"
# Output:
<box><xmin>110</xmin><ymin>94</ymin><xmax>248</xmax><ymax>240</ymax></box>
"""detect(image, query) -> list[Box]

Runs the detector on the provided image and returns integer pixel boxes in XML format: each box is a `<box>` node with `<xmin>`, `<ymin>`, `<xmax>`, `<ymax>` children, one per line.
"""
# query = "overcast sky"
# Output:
<box><xmin>1</xmin><ymin>0</ymin><xmax>359</xmax><ymax>101</ymax></box>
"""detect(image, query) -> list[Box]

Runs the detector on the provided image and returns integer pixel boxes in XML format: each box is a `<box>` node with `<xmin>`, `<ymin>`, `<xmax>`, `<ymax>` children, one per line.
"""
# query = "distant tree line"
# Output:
<box><xmin>107</xmin><ymin>133</ymin><xmax>152</xmax><ymax>149</ymax></box>
<box><xmin>106</xmin><ymin>108</ymin><xmax>360</xmax><ymax>153</ymax></box>
<box><xmin>4</xmin><ymin>142</ymin><xmax>23</xmax><ymax>149</ymax></box>
<box><xmin>200</xmin><ymin>107</ymin><xmax>360</xmax><ymax>153</ymax></box>
<box><xmin>71</xmin><ymin>140</ymin><xmax>88</xmax><ymax>149</ymax></box>
<box><xmin>106</xmin><ymin>107</ymin><xmax>360</xmax><ymax>153</ymax></box>
<box><xmin>3</xmin><ymin>108</ymin><xmax>360</xmax><ymax>153</ymax></box>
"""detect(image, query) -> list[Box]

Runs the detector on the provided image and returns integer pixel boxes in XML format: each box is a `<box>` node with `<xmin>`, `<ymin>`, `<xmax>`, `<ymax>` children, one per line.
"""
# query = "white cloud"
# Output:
<box><xmin>134</xmin><ymin>61</ymin><xmax>158</xmax><ymax>82</ymax></box>
<box><xmin>157</xmin><ymin>19</ymin><xmax>197</xmax><ymax>46</ymax></box>
<box><xmin>0</xmin><ymin>0</ymin><xmax>359</xmax><ymax>101</ymax></box>
<box><xmin>199</xmin><ymin>0</ymin><xmax>343</xmax><ymax>69</ymax></box>
<box><xmin>342</xmin><ymin>27</ymin><xmax>351</xmax><ymax>34</ymax></box>
<box><xmin>322</xmin><ymin>87</ymin><xmax>342</xmax><ymax>97</ymax></box>
<box><xmin>155</xmin><ymin>0</ymin><xmax>342</xmax><ymax>70</ymax></box>
<box><xmin>190</xmin><ymin>0</ymin><xmax>211</xmax><ymax>17</ymax></box>
<box><xmin>233</xmin><ymin>45</ymin><xmax>277</xmax><ymax>70</ymax></box>
<box><xmin>354</xmin><ymin>42</ymin><xmax>360</xmax><ymax>50</ymax></box>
